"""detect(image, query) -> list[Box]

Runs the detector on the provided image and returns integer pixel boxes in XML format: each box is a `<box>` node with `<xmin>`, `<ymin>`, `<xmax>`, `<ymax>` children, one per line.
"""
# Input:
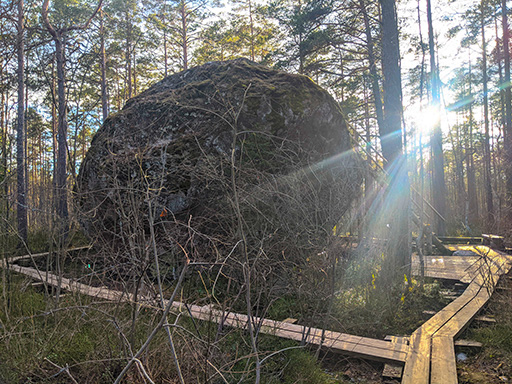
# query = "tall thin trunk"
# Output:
<box><xmin>115</xmin><ymin>66</ymin><xmax>121</xmax><ymax>111</ymax></box>
<box><xmin>379</xmin><ymin>0</ymin><xmax>410</xmax><ymax>278</ymax></box>
<box><xmin>481</xmin><ymin>3</ymin><xmax>494</xmax><ymax>227</ymax></box>
<box><xmin>51</xmin><ymin>57</ymin><xmax>58</xmax><ymax>212</ymax></box>
<box><xmin>126</xmin><ymin>11</ymin><xmax>133</xmax><ymax>99</ymax></box>
<box><xmin>495</xmin><ymin>13</ymin><xmax>505</xmax><ymax>229</ymax></box>
<box><xmin>1</xmin><ymin>58</ymin><xmax>10</xmax><ymax>314</ymax></box>
<box><xmin>298</xmin><ymin>33</ymin><xmax>304</xmax><ymax>74</ymax></box>
<box><xmin>180</xmin><ymin>1</ymin><xmax>188</xmax><ymax>70</ymax></box>
<box><xmin>426</xmin><ymin>0</ymin><xmax>447</xmax><ymax>236</ymax></box>
<box><xmin>163</xmin><ymin>28</ymin><xmax>168</xmax><ymax>77</ymax></box>
<box><xmin>24</xmin><ymin>53</ymin><xmax>28</xmax><ymax>227</ymax></box>
<box><xmin>4</xmin><ymin>98</ymin><xmax>10</xmax><ymax>226</ymax></box>
<box><xmin>417</xmin><ymin>0</ymin><xmax>426</xmax><ymax>276</ymax></box>
<box><xmin>363</xmin><ymin>75</ymin><xmax>373</xmax><ymax>217</ymax></box>
<box><xmin>467</xmin><ymin>96</ymin><xmax>478</xmax><ymax>228</ymax></box>
<box><xmin>360</xmin><ymin>0</ymin><xmax>384</xmax><ymax>134</ymax></box>
<box><xmin>55</xmin><ymin>35</ymin><xmax>69</xmax><ymax>225</ymax></box>
<box><xmin>496</xmin><ymin>16</ymin><xmax>506</xmax><ymax>142</ymax></box>
<box><xmin>16</xmin><ymin>0</ymin><xmax>27</xmax><ymax>244</ymax></box>
<box><xmin>1</xmin><ymin>75</ymin><xmax>7</xmax><ymax>229</ymax></box>
<box><xmin>502</xmin><ymin>0</ymin><xmax>512</xmax><ymax>207</ymax></box>
<box><xmin>133</xmin><ymin>50</ymin><xmax>137</xmax><ymax>95</ymax></box>
<box><xmin>100</xmin><ymin>9</ymin><xmax>108</xmax><ymax>121</ymax></box>
<box><xmin>249</xmin><ymin>0</ymin><xmax>255</xmax><ymax>61</ymax></box>
<box><xmin>379</xmin><ymin>0</ymin><xmax>402</xmax><ymax>165</ymax></box>
<box><xmin>450</xmin><ymin>116</ymin><xmax>465</xmax><ymax>219</ymax></box>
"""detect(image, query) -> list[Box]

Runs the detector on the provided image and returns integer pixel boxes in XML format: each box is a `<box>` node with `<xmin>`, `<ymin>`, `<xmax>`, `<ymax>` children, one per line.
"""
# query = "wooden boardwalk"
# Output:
<box><xmin>2</xmin><ymin>243</ymin><xmax>511</xmax><ymax>382</ymax></box>
<box><xmin>411</xmin><ymin>254</ymin><xmax>482</xmax><ymax>283</ymax></box>
<box><xmin>404</xmin><ymin>245</ymin><xmax>512</xmax><ymax>384</ymax></box>
<box><xmin>0</xmin><ymin>255</ymin><xmax>409</xmax><ymax>364</ymax></box>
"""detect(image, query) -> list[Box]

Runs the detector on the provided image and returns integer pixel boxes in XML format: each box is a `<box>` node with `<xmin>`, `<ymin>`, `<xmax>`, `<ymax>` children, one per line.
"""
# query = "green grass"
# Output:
<box><xmin>0</xmin><ymin>275</ymin><xmax>352</xmax><ymax>383</ymax></box>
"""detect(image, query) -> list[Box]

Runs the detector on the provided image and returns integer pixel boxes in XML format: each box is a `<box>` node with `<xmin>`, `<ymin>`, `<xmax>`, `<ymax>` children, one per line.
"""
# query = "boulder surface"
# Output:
<box><xmin>77</xmin><ymin>59</ymin><xmax>362</xmax><ymax>271</ymax></box>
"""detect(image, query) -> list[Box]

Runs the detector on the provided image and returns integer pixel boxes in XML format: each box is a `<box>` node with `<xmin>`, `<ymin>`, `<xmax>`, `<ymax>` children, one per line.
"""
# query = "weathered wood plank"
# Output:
<box><xmin>482</xmin><ymin>234</ymin><xmax>505</xmax><ymax>250</ymax></box>
<box><xmin>411</xmin><ymin>255</ymin><xmax>482</xmax><ymax>283</ymax></box>
<box><xmin>437</xmin><ymin>237</ymin><xmax>482</xmax><ymax>244</ymax></box>
<box><xmin>385</xmin><ymin>335</ymin><xmax>482</xmax><ymax>348</ymax></box>
<box><xmin>402</xmin><ymin>329</ymin><xmax>431</xmax><ymax>384</ymax></box>
<box><xmin>430</xmin><ymin>336</ymin><xmax>457</xmax><ymax>384</ymax></box>
<box><xmin>454</xmin><ymin>339</ymin><xmax>482</xmax><ymax>348</ymax></box>
<box><xmin>422</xmin><ymin>310</ymin><xmax>496</xmax><ymax>324</ymax></box>
<box><xmin>6</xmin><ymin>246</ymin><xmax>92</xmax><ymax>264</ymax></box>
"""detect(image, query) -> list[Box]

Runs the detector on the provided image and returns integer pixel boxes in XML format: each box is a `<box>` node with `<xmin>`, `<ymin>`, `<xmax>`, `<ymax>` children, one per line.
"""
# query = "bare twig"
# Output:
<box><xmin>113</xmin><ymin>259</ymin><xmax>189</xmax><ymax>384</ymax></box>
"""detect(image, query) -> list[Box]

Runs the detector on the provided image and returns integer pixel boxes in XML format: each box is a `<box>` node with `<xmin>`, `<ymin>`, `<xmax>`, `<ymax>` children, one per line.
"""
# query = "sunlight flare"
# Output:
<box><xmin>416</xmin><ymin>106</ymin><xmax>440</xmax><ymax>136</ymax></box>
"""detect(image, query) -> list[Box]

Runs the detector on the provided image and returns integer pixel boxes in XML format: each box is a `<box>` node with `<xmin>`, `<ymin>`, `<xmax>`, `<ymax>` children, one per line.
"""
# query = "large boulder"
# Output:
<box><xmin>76</xmin><ymin>59</ymin><xmax>362</xmax><ymax>276</ymax></box>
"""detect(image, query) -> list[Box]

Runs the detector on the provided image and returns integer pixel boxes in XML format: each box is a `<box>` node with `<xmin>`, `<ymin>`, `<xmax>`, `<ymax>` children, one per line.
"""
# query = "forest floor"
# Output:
<box><xmin>1</xmin><ymin>244</ymin><xmax>512</xmax><ymax>383</ymax></box>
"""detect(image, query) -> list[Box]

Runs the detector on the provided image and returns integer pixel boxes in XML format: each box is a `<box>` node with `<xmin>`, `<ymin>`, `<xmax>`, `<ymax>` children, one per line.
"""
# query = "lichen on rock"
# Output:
<box><xmin>76</xmin><ymin>59</ymin><xmax>363</xmax><ymax>279</ymax></box>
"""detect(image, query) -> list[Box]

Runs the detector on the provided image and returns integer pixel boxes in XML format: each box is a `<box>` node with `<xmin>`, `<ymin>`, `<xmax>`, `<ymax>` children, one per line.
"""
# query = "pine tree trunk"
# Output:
<box><xmin>379</xmin><ymin>0</ymin><xmax>410</xmax><ymax>279</ymax></box>
<box><xmin>16</xmin><ymin>0</ymin><xmax>27</xmax><ymax>243</ymax></box>
<box><xmin>126</xmin><ymin>11</ymin><xmax>133</xmax><ymax>99</ymax></box>
<box><xmin>180</xmin><ymin>1</ymin><xmax>188</xmax><ymax>70</ymax></box>
<box><xmin>467</xmin><ymin>105</ymin><xmax>479</xmax><ymax>229</ymax></box>
<box><xmin>360</xmin><ymin>0</ymin><xmax>384</xmax><ymax>135</ymax></box>
<box><xmin>249</xmin><ymin>0</ymin><xmax>255</xmax><ymax>61</ymax></box>
<box><xmin>100</xmin><ymin>10</ymin><xmax>108</xmax><ymax>121</ymax></box>
<box><xmin>379</xmin><ymin>0</ymin><xmax>402</xmax><ymax>164</ymax></box>
<box><xmin>51</xmin><ymin>58</ymin><xmax>58</xmax><ymax>210</ymax></box>
<box><xmin>164</xmin><ymin>28</ymin><xmax>168</xmax><ymax>77</ymax></box>
<box><xmin>55</xmin><ymin>35</ymin><xmax>69</xmax><ymax>225</ymax></box>
<box><xmin>426</xmin><ymin>0</ymin><xmax>447</xmax><ymax>236</ymax></box>
<box><xmin>502</xmin><ymin>0</ymin><xmax>512</xmax><ymax>213</ymax></box>
<box><xmin>1</xmin><ymin>72</ymin><xmax>8</xmax><ymax>231</ymax></box>
<box><xmin>481</xmin><ymin>4</ymin><xmax>494</xmax><ymax>227</ymax></box>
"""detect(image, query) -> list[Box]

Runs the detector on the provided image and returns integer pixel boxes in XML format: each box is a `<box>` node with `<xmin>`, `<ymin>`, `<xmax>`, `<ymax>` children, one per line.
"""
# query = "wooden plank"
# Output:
<box><xmin>182</xmin><ymin>304</ymin><xmax>410</xmax><ymax>363</ymax></box>
<box><xmin>402</xmin><ymin>329</ymin><xmax>431</xmax><ymax>384</ymax></box>
<box><xmin>454</xmin><ymin>339</ymin><xmax>482</xmax><ymax>348</ymax></box>
<box><xmin>383</xmin><ymin>363</ymin><xmax>403</xmax><ymax>379</ymax></box>
<box><xmin>474</xmin><ymin>314</ymin><xmax>497</xmax><ymax>324</ymax></box>
<box><xmin>423</xmin><ymin>310</ymin><xmax>496</xmax><ymax>324</ymax></box>
<box><xmin>382</xmin><ymin>336</ymin><xmax>408</xmax><ymax>378</ymax></box>
<box><xmin>437</xmin><ymin>236</ymin><xmax>482</xmax><ymax>244</ymax></box>
<box><xmin>482</xmin><ymin>234</ymin><xmax>505</xmax><ymax>250</ymax></box>
<box><xmin>411</xmin><ymin>255</ymin><xmax>482</xmax><ymax>282</ymax></box>
<box><xmin>430</xmin><ymin>336</ymin><xmax>457</xmax><ymax>384</ymax></box>
<box><xmin>7</xmin><ymin>246</ymin><xmax>92</xmax><ymax>264</ymax></box>
<box><xmin>385</xmin><ymin>335</ymin><xmax>482</xmax><ymax>348</ymax></box>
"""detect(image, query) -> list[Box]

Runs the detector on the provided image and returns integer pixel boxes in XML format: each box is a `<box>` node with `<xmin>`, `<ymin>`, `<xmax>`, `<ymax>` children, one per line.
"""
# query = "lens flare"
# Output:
<box><xmin>416</xmin><ymin>106</ymin><xmax>440</xmax><ymax>135</ymax></box>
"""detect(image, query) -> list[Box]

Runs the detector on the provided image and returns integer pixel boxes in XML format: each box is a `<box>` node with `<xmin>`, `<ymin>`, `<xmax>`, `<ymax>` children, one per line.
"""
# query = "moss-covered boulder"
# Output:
<box><xmin>76</xmin><ymin>59</ymin><xmax>362</xmax><ymax>274</ymax></box>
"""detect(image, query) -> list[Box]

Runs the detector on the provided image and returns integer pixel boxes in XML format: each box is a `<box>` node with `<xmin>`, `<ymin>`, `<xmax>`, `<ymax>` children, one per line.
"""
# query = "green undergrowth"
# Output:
<box><xmin>462</xmin><ymin>289</ymin><xmax>512</xmax><ymax>381</ymax></box>
<box><xmin>0</xmin><ymin>275</ymin><xmax>350</xmax><ymax>383</ymax></box>
<box><xmin>1</xmin><ymin>277</ymin><xmax>125</xmax><ymax>383</ymax></box>
<box><xmin>331</xmin><ymin>278</ymin><xmax>447</xmax><ymax>338</ymax></box>
<box><xmin>265</xmin><ymin>274</ymin><xmax>447</xmax><ymax>340</ymax></box>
